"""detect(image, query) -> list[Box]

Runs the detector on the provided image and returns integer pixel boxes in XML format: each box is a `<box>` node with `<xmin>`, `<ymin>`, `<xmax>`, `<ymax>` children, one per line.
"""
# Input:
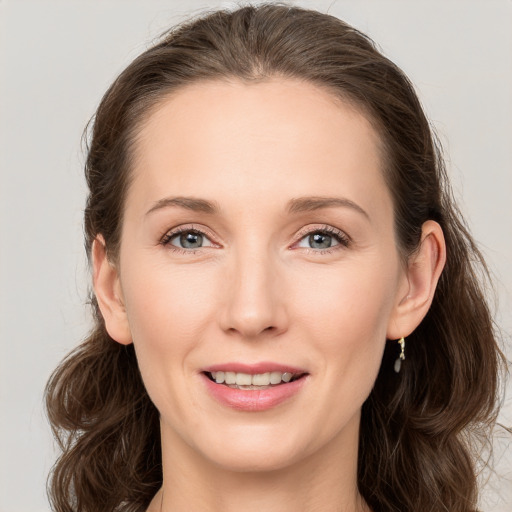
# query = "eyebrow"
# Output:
<box><xmin>287</xmin><ymin>196</ymin><xmax>369</xmax><ymax>219</ymax></box>
<box><xmin>146</xmin><ymin>196</ymin><xmax>219</xmax><ymax>216</ymax></box>
<box><xmin>145</xmin><ymin>195</ymin><xmax>369</xmax><ymax>219</ymax></box>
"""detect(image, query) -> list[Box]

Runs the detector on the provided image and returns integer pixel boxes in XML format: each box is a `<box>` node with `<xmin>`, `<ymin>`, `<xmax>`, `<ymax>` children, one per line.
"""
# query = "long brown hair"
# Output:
<box><xmin>45</xmin><ymin>4</ymin><xmax>504</xmax><ymax>511</ymax></box>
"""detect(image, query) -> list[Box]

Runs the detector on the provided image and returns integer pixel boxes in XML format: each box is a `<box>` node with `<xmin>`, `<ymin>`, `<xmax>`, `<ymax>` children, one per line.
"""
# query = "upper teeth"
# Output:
<box><xmin>210</xmin><ymin>371</ymin><xmax>294</xmax><ymax>386</ymax></box>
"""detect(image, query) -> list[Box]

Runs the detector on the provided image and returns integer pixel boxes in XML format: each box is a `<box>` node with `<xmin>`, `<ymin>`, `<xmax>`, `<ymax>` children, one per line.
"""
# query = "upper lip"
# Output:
<box><xmin>202</xmin><ymin>362</ymin><xmax>308</xmax><ymax>375</ymax></box>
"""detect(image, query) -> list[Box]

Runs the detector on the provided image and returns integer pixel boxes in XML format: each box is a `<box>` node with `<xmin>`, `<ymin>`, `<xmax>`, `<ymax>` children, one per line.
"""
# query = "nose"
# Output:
<box><xmin>219</xmin><ymin>247</ymin><xmax>288</xmax><ymax>340</ymax></box>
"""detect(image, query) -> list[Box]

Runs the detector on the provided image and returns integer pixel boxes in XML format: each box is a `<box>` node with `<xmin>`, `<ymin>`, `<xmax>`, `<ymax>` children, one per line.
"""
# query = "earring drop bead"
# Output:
<box><xmin>394</xmin><ymin>337</ymin><xmax>406</xmax><ymax>373</ymax></box>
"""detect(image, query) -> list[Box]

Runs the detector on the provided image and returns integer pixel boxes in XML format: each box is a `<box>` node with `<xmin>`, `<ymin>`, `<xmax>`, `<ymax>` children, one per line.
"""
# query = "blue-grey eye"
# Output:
<box><xmin>310</xmin><ymin>232</ymin><xmax>336</xmax><ymax>249</ymax></box>
<box><xmin>297</xmin><ymin>231</ymin><xmax>342</xmax><ymax>250</ymax></box>
<box><xmin>170</xmin><ymin>231</ymin><xmax>212</xmax><ymax>249</ymax></box>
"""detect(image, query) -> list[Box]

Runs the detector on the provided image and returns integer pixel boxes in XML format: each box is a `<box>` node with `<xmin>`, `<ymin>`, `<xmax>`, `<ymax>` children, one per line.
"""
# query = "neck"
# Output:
<box><xmin>150</xmin><ymin>416</ymin><xmax>369</xmax><ymax>512</ymax></box>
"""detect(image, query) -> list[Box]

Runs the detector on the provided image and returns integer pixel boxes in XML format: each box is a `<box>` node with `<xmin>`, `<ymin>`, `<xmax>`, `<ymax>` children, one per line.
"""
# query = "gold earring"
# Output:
<box><xmin>394</xmin><ymin>337</ymin><xmax>406</xmax><ymax>373</ymax></box>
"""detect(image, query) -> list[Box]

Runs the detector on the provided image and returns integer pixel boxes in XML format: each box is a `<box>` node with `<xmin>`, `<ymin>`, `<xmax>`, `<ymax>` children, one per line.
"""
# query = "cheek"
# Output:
<box><xmin>272</xmin><ymin>259</ymin><xmax>399</xmax><ymax>446</ymax></box>
<box><xmin>123</xmin><ymin>263</ymin><xmax>216</xmax><ymax>342</ymax></box>
<box><xmin>292</xmin><ymin>257</ymin><xmax>399</xmax><ymax>396</ymax></box>
<box><xmin>119</xmin><ymin>264</ymin><xmax>218</xmax><ymax>399</ymax></box>
<box><xmin>293</xmin><ymin>259</ymin><xmax>398</xmax><ymax>346</ymax></box>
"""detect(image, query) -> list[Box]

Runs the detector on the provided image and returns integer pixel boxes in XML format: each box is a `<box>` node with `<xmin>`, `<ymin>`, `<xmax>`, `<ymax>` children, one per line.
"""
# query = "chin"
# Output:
<box><xmin>194</xmin><ymin>424</ymin><xmax>313</xmax><ymax>473</ymax></box>
<box><xmin>208</xmin><ymin>446</ymin><xmax>303</xmax><ymax>474</ymax></box>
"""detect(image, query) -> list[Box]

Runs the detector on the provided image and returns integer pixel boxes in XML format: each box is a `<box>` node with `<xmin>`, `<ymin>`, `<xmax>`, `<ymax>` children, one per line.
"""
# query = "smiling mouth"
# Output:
<box><xmin>204</xmin><ymin>371</ymin><xmax>306</xmax><ymax>390</ymax></box>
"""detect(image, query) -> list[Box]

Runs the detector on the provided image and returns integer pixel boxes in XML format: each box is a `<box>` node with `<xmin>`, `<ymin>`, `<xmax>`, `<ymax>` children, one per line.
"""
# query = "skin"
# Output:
<box><xmin>93</xmin><ymin>79</ymin><xmax>446</xmax><ymax>512</ymax></box>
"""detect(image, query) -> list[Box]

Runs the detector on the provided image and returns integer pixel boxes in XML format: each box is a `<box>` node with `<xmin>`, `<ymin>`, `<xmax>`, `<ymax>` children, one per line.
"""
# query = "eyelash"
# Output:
<box><xmin>159</xmin><ymin>224</ymin><xmax>351</xmax><ymax>255</ymax></box>
<box><xmin>294</xmin><ymin>225</ymin><xmax>351</xmax><ymax>255</ymax></box>
<box><xmin>159</xmin><ymin>225</ymin><xmax>216</xmax><ymax>255</ymax></box>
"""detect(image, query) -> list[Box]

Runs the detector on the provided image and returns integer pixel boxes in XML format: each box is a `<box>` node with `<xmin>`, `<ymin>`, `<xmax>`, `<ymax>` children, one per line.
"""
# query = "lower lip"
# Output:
<box><xmin>201</xmin><ymin>374</ymin><xmax>308</xmax><ymax>412</ymax></box>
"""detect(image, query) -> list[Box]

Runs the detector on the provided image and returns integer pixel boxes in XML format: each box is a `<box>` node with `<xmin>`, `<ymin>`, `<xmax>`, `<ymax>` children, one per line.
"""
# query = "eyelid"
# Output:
<box><xmin>292</xmin><ymin>224</ymin><xmax>351</xmax><ymax>252</ymax></box>
<box><xmin>160</xmin><ymin>224</ymin><xmax>220</xmax><ymax>250</ymax></box>
<box><xmin>159</xmin><ymin>223</ymin><xmax>350</xmax><ymax>254</ymax></box>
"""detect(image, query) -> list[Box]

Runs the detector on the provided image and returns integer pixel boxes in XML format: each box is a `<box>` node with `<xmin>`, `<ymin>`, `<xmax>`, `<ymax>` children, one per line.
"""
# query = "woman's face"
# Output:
<box><xmin>111</xmin><ymin>79</ymin><xmax>410</xmax><ymax>471</ymax></box>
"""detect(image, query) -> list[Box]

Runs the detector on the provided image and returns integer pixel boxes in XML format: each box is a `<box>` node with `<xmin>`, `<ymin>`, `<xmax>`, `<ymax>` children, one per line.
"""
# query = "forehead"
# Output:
<box><xmin>128</xmin><ymin>78</ymin><xmax>390</xmax><ymax>217</ymax></box>
<box><xmin>136</xmin><ymin>78</ymin><xmax>382</xmax><ymax>154</ymax></box>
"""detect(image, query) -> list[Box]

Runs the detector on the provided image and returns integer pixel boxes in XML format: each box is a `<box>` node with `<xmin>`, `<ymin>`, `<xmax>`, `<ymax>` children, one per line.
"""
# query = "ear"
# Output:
<box><xmin>92</xmin><ymin>236</ymin><xmax>132</xmax><ymax>345</ymax></box>
<box><xmin>387</xmin><ymin>220</ymin><xmax>446</xmax><ymax>339</ymax></box>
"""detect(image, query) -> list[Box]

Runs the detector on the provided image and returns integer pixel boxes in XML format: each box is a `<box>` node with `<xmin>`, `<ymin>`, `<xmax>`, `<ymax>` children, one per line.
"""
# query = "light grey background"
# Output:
<box><xmin>1</xmin><ymin>1</ymin><xmax>511</xmax><ymax>511</ymax></box>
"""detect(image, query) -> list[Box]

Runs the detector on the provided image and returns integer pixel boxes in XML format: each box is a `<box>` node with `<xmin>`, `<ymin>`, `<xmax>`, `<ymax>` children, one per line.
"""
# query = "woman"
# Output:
<box><xmin>45</xmin><ymin>4</ymin><xmax>504</xmax><ymax>512</ymax></box>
